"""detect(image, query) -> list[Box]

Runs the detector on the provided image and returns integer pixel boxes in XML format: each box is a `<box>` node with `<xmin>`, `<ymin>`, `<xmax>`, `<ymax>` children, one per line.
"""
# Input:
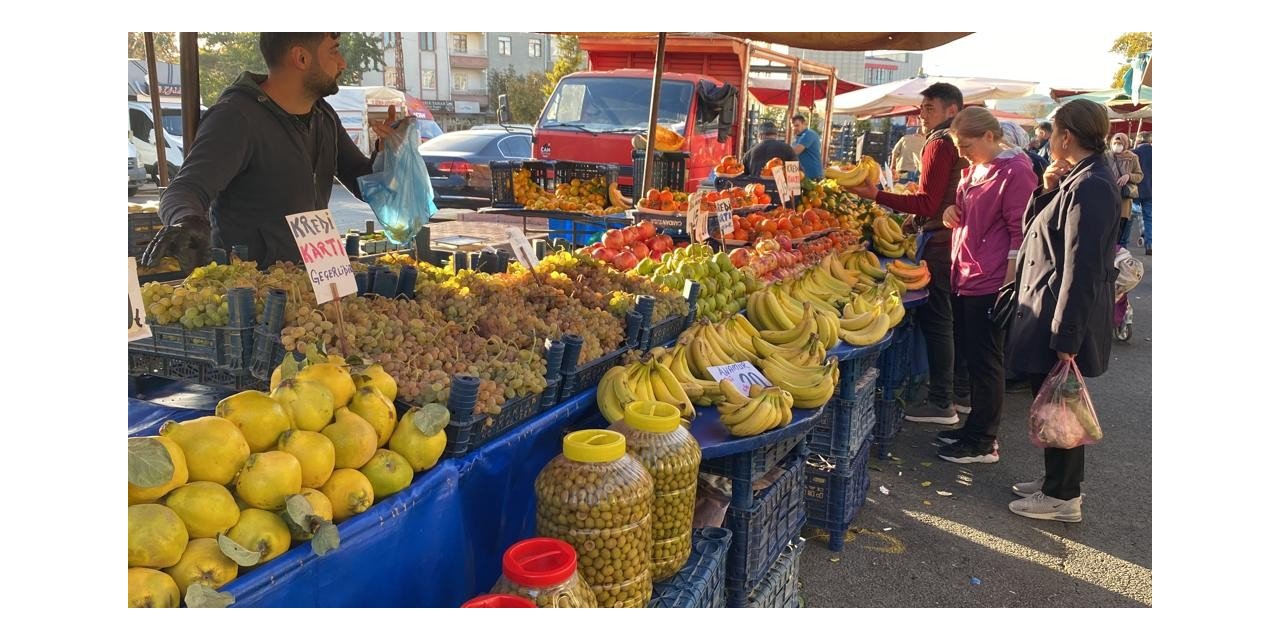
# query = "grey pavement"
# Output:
<box><xmin>798</xmin><ymin>253</ymin><xmax>1153</xmax><ymax>608</ymax></box>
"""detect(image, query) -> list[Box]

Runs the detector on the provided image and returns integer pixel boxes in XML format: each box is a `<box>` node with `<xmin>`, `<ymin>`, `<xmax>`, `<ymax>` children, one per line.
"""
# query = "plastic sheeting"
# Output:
<box><xmin>127</xmin><ymin>382</ymin><xmax>600</xmax><ymax>607</ymax></box>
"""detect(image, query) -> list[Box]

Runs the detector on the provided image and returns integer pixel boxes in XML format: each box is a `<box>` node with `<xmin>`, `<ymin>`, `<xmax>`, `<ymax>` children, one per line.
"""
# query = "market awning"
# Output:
<box><xmin>546</xmin><ymin>32</ymin><xmax>971</xmax><ymax>52</ymax></box>
<box><xmin>747</xmin><ymin>76</ymin><xmax>866</xmax><ymax>107</ymax></box>
<box><xmin>1052</xmin><ymin>86</ymin><xmax>1152</xmax><ymax>104</ymax></box>
<box><xmin>855</xmin><ymin>104</ymin><xmax>1036</xmax><ymax>126</ymax></box>
<box><xmin>823</xmin><ymin>75</ymin><xmax>1038</xmax><ymax>117</ymax></box>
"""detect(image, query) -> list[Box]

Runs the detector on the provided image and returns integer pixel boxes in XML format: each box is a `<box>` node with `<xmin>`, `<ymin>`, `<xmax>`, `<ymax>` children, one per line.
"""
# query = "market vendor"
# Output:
<box><xmin>144</xmin><ymin>32</ymin><xmax>393</xmax><ymax>270</ymax></box>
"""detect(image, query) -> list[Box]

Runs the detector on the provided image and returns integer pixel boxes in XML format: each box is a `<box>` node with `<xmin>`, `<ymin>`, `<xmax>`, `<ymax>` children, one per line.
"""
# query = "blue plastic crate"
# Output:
<box><xmin>746</xmin><ymin>536</ymin><xmax>806</xmax><ymax>608</ymax></box>
<box><xmin>648</xmin><ymin>528</ymin><xmax>732</xmax><ymax>608</ymax></box>
<box><xmin>872</xmin><ymin>394</ymin><xmax>905</xmax><ymax>459</ymax></box>
<box><xmin>877</xmin><ymin>324</ymin><xmax>914</xmax><ymax>393</ymax></box>
<box><xmin>804</xmin><ymin>438</ymin><xmax>873</xmax><ymax>551</ymax></box>
<box><xmin>810</xmin><ymin>369</ymin><xmax>878</xmax><ymax>460</ymax></box>
<box><xmin>724</xmin><ymin>453</ymin><xmax>807</xmax><ymax>599</ymax></box>
<box><xmin>701</xmin><ymin>433</ymin><xmax>806</xmax><ymax>484</ymax></box>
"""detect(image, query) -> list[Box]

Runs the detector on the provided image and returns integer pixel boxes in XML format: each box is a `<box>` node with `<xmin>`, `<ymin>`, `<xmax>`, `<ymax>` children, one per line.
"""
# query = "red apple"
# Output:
<box><xmin>602</xmin><ymin>229</ymin><xmax>626</xmax><ymax>251</ymax></box>
<box><xmin>729</xmin><ymin>247</ymin><xmax>753</xmax><ymax>269</ymax></box>
<box><xmin>631</xmin><ymin>242</ymin><xmax>651</xmax><ymax>260</ymax></box>
<box><xmin>613</xmin><ymin>250</ymin><xmax>639</xmax><ymax>271</ymax></box>
<box><xmin>636</xmin><ymin>221</ymin><xmax>657</xmax><ymax>240</ymax></box>
<box><xmin>591</xmin><ymin>246</ymin><xmax>618</xmax><ymax>262</ymax></box>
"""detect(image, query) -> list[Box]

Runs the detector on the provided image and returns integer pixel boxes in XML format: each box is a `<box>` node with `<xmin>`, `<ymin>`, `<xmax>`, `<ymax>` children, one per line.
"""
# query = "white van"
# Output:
<box><xmin>128</xmin><ymin>101</ymin><xmax>189</xmax><ymax>180</ymax></box>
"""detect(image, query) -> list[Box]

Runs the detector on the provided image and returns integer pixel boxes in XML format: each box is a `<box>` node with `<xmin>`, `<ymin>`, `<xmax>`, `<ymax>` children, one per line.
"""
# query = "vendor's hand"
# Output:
<box><xmin>849</xmin><ymin>180</ymin><xmax>879</xmax><ymax>200</ymax></box>
<box><xmin>1116</xmin><ymin>174</ymin><xmax>1130</xmax><ymax>187</ymax></box>
<box><xmin>142</xmin><ymin>216</ymin><xmax>212</xmax><ymax>273</ymax></box>
<box><xmin>371</xmin><ymin>106</ymin><xmax>398</xmax><ymax>151</ymax></box>
<box><xmin>942</xmin><ymin>205</ymin><xmax>961</xmax><ymax>229</ymax></box>
<box><xmin>1056</xmin><ymin>351</ymin><xmax>1075</xmax><ymax>362</ymax></box>
<box><xmin>1043</xmin><ymin>160</ymin><xmax>1070</xmax><ymax>191</ymax></box>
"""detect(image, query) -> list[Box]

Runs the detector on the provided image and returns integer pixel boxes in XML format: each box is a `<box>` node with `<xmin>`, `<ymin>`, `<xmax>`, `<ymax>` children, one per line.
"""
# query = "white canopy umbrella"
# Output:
<box><xmin>821</xmin><ymin>75</ymin><xmax>1039</xmax><ymax>117</ymax></box>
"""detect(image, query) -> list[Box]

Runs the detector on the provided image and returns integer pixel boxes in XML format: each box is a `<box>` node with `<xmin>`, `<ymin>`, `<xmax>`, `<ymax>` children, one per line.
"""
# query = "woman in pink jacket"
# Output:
<box><xmin>934</xmin><ymin>107</ymin><xmax>1038</xmax><ymax>464</ymax></box>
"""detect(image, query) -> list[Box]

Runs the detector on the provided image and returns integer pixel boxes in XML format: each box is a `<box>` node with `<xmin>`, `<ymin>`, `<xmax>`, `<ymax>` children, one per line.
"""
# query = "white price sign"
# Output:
<box><xmin>715</xmin><ymin>199</ymin><xmax>734</xmax><ymax>236</ymax></box>
<box><xmin>128</xmin><ymin>257</ymin><xmax>152</xmax><ymax>342</ymax></box>
<box><xmin>687</xmin><ymin>189</ymin><xmax>706</xmax><ymax>240</ymax></box>
<box><xmin>707</xmin><ymin>362</ymin><xmax>772</xmax><ymax>397</ymax></box>
<box><xmin>505</xmin><ymin>227</ymin><xmax>540</xmax><ymax>269</ymax></box>
<box><xmin>771</xmin><ymin>166</ymin><xmax>788</xmax><ymax>201</ymax></box>
<box><xmin>784</xmin><ymin>161</ymin><xmax>802</xmax><ymax>198</ymax></box>
<box><xmin>286</xmin><ymin>209</ymin><xmax>357</xmax><ymax>304</ymax></box>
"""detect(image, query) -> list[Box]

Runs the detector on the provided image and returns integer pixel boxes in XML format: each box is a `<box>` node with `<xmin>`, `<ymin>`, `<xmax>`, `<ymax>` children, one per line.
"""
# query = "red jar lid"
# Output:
<box><xmin>462</xmin><ymin>594</ymin><xmax>537</xmax><ymax>608</ymax></box>
<box><xmin>502</xmin><ymin>538</ymin><xmax>578</xmax><ymax>588</ymax></box>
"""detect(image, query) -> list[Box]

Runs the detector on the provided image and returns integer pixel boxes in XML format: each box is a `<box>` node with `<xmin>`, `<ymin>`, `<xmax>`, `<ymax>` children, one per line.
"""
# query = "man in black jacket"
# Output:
<box><xmin>742</xmin><ymin>120</ymin><xmax>797</xmax><ymax>177</ymax></box>
<box><xmin>145</xmin><ymin>33</ymin><xmax>389</xmax><ymax>269</ymax></box>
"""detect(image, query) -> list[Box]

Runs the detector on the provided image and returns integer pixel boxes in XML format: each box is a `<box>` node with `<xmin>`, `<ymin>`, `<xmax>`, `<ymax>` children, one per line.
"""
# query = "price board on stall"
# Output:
<box><xmin>286</xmin><ymin>209</ymin><xmax>357</xmax><ymax>304</ymax></box>
<box><xmin>707</xmin><ymin>361</ymin><xmax>772</xmax><ymax>397</ymax></box>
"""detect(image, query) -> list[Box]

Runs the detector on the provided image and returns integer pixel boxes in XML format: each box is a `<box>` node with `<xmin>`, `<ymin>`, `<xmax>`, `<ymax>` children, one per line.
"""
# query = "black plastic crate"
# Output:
<box><xmin>631</xmin><ymin>210</ymin><xmax>688</xmax><ymax>233</ymax></box>
<box><xmin>746</xmin><ymin>536</ymin><xmax>806</xmax><ymax>608</ymax></box>
<box><xmin>129</xmin><ymin>212</ymin><xmax>165</xmax><ymax>257</ymax></box>
<box><xmin>129</xmin><ymin>324</ymin><xmax>256</xmax><ymax>374</ymax></box>
<box><xmin>808</xmin><ymin>388</ymin><xmax>877</xmax><ymax>462</ymax></box>
<box><xmin>557</xmin><ymin>344</ymin><xmax>631</xmax><ymax>401</ymax></box>
<box><xmin>444</xmin><ymin>392</ymin><xmax>542</xmax><ymax>458</ymax></box>
<box><xmin>648</xmin><ymin>528</ymin><xmax>732</xmax><ymax>608</ymax></box>
<box><xmin>129</xmin><ymin>351</ymin><xmax>265</xmax><ymax>392</ymax></box>
<box><xmin>724</xmin><ymin>453</ymin><xmax>807</xmax><ymax>596</ymax></box>
<box><xmin>804</xmin><ymin>438</ymin><xmax>872</xmax><ymax>551</ymax></box>
<box><xmin>553</xmin><ymin>161</ymin><xmax>620</xmax><ymax>189</ymax></box>
<box><xmin>632</xmin><ymin>150</ymin><xmax>689</xmax><ymax>192</ymax></box>
<box><xmin>647</xmin><ymin>313</ymin><xmax>688</xmax><ymax>350</ymax></box>
<box><xmin>701</xmin><ymin>433</ymin><xmax>806</xmax><ymax>484</ymax></box>
<box><xmin>539</xmin><ymin>375</ymin><xmax>562</xmax><ymax>411</ymax></box>
<box><xmin>490</xmin><ymin>160</ymin><xmax>554</xmax><ymax>207</ymax></box>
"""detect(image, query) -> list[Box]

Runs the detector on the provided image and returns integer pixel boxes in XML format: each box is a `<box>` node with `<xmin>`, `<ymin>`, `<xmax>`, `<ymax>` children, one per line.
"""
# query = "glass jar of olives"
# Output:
<box><xmin>535</xmin><ymin>429</ymin><xmax>655</xmax><ymax>608</ymax></box>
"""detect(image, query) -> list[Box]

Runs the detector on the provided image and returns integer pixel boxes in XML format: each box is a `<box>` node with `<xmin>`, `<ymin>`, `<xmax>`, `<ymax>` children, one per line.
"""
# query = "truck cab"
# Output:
<box><xmin>534</xmin><ymin>69</ymin><xmax>737</xmax><ymax>196</ymax></box>
<box><xmin>128</xmin><ymin>100</ymin><xmax>191</xmax><ymax>180</ymax></box>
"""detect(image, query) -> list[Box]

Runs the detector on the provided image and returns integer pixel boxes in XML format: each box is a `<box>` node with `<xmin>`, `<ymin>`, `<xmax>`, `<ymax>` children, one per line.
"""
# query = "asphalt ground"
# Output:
<box><xmin>797</xmin><ymin>252</ymin><xmax>1153</xmax><ymax>608</ymax></box>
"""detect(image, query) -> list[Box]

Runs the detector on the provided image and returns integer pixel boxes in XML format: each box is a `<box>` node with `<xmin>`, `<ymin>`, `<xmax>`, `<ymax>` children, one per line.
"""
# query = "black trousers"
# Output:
<box><xmin>1027</xmin><ymin>372</ymin><xmax>1085</xmax><ymax>500</ymax></box>
<box><xmin>918</xmin><ymin>242</ymin><xmax>955</xmax><ymax>407</ymax></box>
<box><xmin>953</xmin><ymin>293</ymin><xmax>1003</xmax><ymax>448</ymax></box>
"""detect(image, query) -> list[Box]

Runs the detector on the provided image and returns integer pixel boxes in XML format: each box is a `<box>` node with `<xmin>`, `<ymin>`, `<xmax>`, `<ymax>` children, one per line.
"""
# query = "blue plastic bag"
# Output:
<box><xmin>358</xmin><ymin>116</ymin><xmax>438</xmax><ymax>246</ymax></box>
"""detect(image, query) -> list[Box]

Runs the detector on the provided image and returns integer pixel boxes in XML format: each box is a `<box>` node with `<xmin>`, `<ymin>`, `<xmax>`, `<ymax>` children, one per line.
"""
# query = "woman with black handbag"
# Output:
<box><xmin>1106</xmin><ymin>132</ymin><xmax>1144</xmax><ymax>248</ymax></box>
<box><xmin>1005</xmin><ymin>99</ymin><xmax>1121</xmax><ymax>523</ymax></box>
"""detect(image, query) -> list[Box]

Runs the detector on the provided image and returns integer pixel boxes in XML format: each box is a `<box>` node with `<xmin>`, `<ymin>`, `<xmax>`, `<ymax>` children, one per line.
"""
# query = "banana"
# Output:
<box><xmin>698</xmin><ymin>324</ymin><xmax>739</xmax><ymax>366</ymax></box>
<box><xmin>814</xmin><ymin>307</ymin><xmax>841</xmax><ymax>350</ymax></box>
<box><xmin>689</xmin><ymin>339</ymin><xmax>727</xmax><ymax>380</ymax></box>
<box><xmin>874</xmin><ymin>215</ymin><xmax>905</xmax><ymax>243</ymax></box>
<box><xmin>790</xmin><ymin>284</ymin><xmax>841</xmax><ymax>317</ymax></box>
<box><xmin>718</xmin><ymin>378</ymin><xmax>751</xmax><ymax>405</ymax></box>
<box><xmin>650</xmin><ymin>360</ymin><xmax>695</xmax><ymax>418</ymax></box>
<box><xmin>713</xmin><ymin>322</ymin><xmax>758</xmax><ymax>363</ymax></box>
<box><xmin>853</xmin><ymin>251</ymin><xmax>887</xmax><ymax>280</ymax></box>
<box><xmin>596</xmin><ymin>367</ymin><xmax>629</xmax><ymax>423</ymax></box>
<box><xmin>770</xmin><ymin>286</ymin><xmax>806</xmax><ymax>323</ymax></box>
<box><xmin>669</xmin><ymin>345</ymin><xmax>723</xmax><ymax>398</ymax></box>
<box><xmin>840</xmin><ymin>306</ymin><xmax>880</xmax><ymax>332</ymax></box>
<box><xmin>761</xmin><ymin>355</ymin><xmax>832</xmax><ymax>387</ymax></box>
<box><xmin>607</xmin><ymin>182</ymin><xmax>633</xmax><ymax>208</ymax></box>
<box><xmin>719</xmin><ymin>393</ymin><xmax>780</xmax><ymax>436</ymax></box>
<box><xmin>873</xmin><ymin>238</ymin><xmax>906</xmax><ymax>259</ymax></box>
<box><xmin>776</xmin><ymin>375</ymin><xmax>834</xmax><ymax>409</ymax></box>
<box><xmin>626</xmin><ymin>362</ymin><xmax>656</xmax><ymax>402</ymax></box>
<box><xmin>839</xmin><ymin>313</ymin><xmax>892</xmax><ymax>346</ymax></box>
<box><xmin>730</xmin><ymin>314</ymin><xmax>761</xmax><ymax>339</ymax></box>
<box><xmin>808</xmin><ymin>264</ymin><xmax>852</xmax><ymax>297</ymax></box>
<box><xmin>750</xmin><ymin>290</ymin><xmax>794</xmax><ymax>331</ymax></box>
<box><xmin>886</xmin><ymin>294</ymin><xmax>906</xmax><ymax>327</ymax></box>
<box><xmin>771</xmin><ymin>389</ymin><xmax>794</xmax><ymax>427</ymax></box>
<box><xmin>904</xmin><ymin>234</ymin><xmax>918</xmax><ymax>261</ymax></box>
<box><xmin>758</xmin><ymin>304</ymin><xmax>816</xmax><ymax>346</ymax></box>
<box><xmin>888</xmin><ymin>259</ymin><xmax>929</xmax><ymax>281</ymax></box>
<box><xmin>826</xmin><ymin>253</ymin><xmax>864</xmax><ymax>286</ymax></box>
<box><xmin>801</xmin><ymin>336</ymin><xmax>828</xmax><ymax>368</ymax></box>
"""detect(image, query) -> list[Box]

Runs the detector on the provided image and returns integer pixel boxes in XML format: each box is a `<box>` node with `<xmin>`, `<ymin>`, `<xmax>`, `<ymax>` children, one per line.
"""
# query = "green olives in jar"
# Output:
<box><xmin>490</xmin><ymin>538</ymin><xmax>598</xmax><ymax>607</ymax></box>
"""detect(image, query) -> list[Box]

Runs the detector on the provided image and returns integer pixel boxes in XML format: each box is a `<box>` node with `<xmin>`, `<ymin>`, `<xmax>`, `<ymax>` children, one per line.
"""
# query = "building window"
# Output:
<box><xmin>419</xmin><ymin>32</ymin><xmax>434</xmax><ymax>51</ymax></box>
<box><xmin>865</xmin><ymin>67</ymin><xmax>893</xmax><ymax>85</ymax></box>
<box><xmin>453</xmin><ymin>73</ymin><xmax>469</xmax><ymax>92</ymax></box>
<box><xmin>498</xmin><ymin>36</ymin><xmax>511</xmax><ymax>56</ymax></box>
<box><xmin>451</xmin><ymin>34</ymin><xmax>468</xmax><ymax>54</ymax></box>
<box><xmin>383</xmin><ymin>32</ymin><xmax>394</xmax><ymax>46</ymax></box>
<box><xmin>529</xmin><ymin>39</ymin><xmax>542</xmax><ymax>58</ymax></box>
<box><xmin>421</xmin><ymin>69</ymin><xmax>436</xmax><ymax>90</ymax></box>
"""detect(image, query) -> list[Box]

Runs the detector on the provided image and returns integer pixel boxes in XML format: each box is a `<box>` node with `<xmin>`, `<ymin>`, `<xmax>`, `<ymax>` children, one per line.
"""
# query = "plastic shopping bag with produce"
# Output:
<box><xmin>357</xmin><ymin>116</ymin><xmax>438</xmax><ymax>246</ymax></box>
<box><xmin>1028</xmin><ymin>359</ymin><xmax>1103</xmax><ymax>449</ymax></box>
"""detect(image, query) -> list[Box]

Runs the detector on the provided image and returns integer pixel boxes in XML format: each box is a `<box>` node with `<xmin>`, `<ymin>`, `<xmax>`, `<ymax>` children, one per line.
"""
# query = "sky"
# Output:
<box><xmin>893</xmin><ymin>31</ymin><xmax>1131</xmax><ymax>96</ymax></box>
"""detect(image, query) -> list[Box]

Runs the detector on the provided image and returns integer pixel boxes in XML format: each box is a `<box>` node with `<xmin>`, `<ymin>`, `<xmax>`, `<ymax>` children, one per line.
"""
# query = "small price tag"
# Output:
<box><xmin>715</xmin><ymin>199</ymin><xmax>734</xmax><ymax>236</ymax></box>
<box><xmin>505</xmin><ymin>227</ymin><xmax>540</xmax><ymax>269</ymax></box>
<box><xmin>128</xmin><ymin>257</ymin><xmax>151</xmax><ymax>342</ymax></box>
<box><xmin>707</xmin><ymin>362</ymin><xmax>772</xmax><ymax>397</ymax></box>
<box><xmin>688</xmin><ymin>189</ymin><xmax>710</xmax><ymax>242</ymax></box>
<box><xmin>784</xmin><ymin>161</ymin><xmax>802</xmax><ymax>198</ymax></box>
<box><xmin>771</xmin><ymin>166</ymin><xmax>788</xmax><ymax>200</ymax></box>
<box><xmin>286</xmin><ymin>209</ymin><xmax>356</xmax><ymax>304</ymax></box>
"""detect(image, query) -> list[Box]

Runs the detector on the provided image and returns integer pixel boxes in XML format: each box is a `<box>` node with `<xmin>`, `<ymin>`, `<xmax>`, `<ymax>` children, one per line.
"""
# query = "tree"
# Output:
<box><xmin>489</xmin><ymin>67</ymin><xmax>547</xmax><ymax>124</ymax></box>
<box><xmin>543</xmin><ymin>36</ymin><xmax>585</xmax><ymax>98</ymax></box>
<box><xmin>197</xmin><ymin>32</ymin><xmax>385</xmax><ymax>106</ymax></box>
<box><xmin>128</xmin><ymin>32</ymin><xmax>180</xmax><ymax>63</ymax></box>
<box><xmin>1109</xmin><ymin>32</ymin><xmax>1151</xmax><ymax>89</ymax></box>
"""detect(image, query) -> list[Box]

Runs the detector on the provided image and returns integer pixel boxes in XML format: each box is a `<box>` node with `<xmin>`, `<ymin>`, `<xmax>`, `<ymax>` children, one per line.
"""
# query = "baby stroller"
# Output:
<box><xmin>1113</xmin><ymin>247</ymin><xmax>1145</xmax><ymax>341</ymax></box>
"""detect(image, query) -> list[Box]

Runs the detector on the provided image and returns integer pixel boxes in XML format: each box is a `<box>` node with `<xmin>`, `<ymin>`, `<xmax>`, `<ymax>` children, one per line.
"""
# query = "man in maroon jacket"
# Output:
<box><xmin>850</xmin><ymin>83</ymin><xmax>969</xmax><ymax>425</ymax></box>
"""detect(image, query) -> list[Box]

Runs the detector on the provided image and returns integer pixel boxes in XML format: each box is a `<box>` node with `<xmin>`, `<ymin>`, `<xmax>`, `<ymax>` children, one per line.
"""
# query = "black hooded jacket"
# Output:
<box><xmin>159</xmin><ymin>72</ymin><xmax>374</xmax><ymax>266</ymax></box>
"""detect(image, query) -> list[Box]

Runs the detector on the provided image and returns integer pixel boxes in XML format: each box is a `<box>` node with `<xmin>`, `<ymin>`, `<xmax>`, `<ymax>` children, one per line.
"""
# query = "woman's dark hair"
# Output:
<box><xmin>1051</xmin><ymin>99</ymin><xmax>1110</xmax><ymax>153</ymax></box>
<box><xmin>259</xmin><ymin>33</ymin><xmax>341</xmax><ymax>69</ymax></box>
<box><xmin>920</xmin><ymin>82</ymin><xmax>964</xmax><ymax>110</ymax></box>
<box><xmin>1036</xmin><ymin>121</ymin><xmax>1053</xmax><ymax>133</ymax></box>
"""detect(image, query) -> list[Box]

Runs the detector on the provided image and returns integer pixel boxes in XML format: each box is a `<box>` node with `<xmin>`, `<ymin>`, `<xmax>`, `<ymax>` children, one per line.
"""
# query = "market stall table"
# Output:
<box><xmin>477</xmin><ymin>207</ymin><xmax>631</xmax><ymax>248</ymax></box>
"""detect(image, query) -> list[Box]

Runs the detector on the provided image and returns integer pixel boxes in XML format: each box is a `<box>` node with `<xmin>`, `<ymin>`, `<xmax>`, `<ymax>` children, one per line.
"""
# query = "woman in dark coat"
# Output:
<box><xmin>1005</xmin><ymin>99</ymin><xmax>1120</xmax><ymax>523</ymax></box>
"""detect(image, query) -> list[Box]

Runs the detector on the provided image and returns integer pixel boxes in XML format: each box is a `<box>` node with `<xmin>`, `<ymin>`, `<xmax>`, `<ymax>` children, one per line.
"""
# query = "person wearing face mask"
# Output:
<box><xmin>1105</xmin><ymin>132</ymin><xmax>1144</xmax><ymax>248</ymax></box>
<box><xmin>145</xmin><ymin>32</ymin><xmax>393</xmax><ymax>269</ymax></box>
<box><xmin>932</xmin><ymin>108</ymin><xmax>1038</xmax><ymax>465</ymax></box>
<box><xmin>1005</xmin><ymin>99</ymin><xmax>1121</xmax><ymax>522</ymax></box>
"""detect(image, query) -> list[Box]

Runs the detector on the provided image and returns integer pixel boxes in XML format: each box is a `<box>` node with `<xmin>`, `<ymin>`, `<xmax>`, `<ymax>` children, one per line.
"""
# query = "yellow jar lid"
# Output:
<box><xmin>563</xmin><ymin>429</ymin><xmax>627</xmax><ymax>463</ymax></box>
<box><xmin>624</xmin><ymin>401</ymin><xmax>682</xmax><ymax>433</ymax></box>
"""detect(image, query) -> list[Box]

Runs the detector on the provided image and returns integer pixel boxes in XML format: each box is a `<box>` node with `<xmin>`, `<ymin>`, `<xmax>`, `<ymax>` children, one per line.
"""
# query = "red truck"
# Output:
<box><xmin>528</xmin><ymin>35</ymin><xmax>836</xmax><ymax>197</ymax></box>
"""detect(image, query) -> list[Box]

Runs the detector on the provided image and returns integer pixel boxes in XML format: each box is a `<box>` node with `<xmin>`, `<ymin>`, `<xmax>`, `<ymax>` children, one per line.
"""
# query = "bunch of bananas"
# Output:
<box><xmin>597</xmin><ymin>355</ymin><xmax>699</xmax><ymax>423</ymax></box>
<box><xmin>839</xmin><ymin>289</ymin><xmax>897</xmax><ymax>346</ymax></box>
<box><xmin>681</xmin><ymin>317</ymin><xmax>762</xmax><ymax>378</ymax></box>
<box><xmin>824</xmin><ymin>156</ymin><xmax>881</xmax><ymax>189</ymax></box>
<box><xmin>716</xmin><ymin>380</ymin><xmax>794</xmax><ymax>437</ymax></box>
<box><xmin>886</xmin><ymin>259</ymin><xmax>931</xmax><ymax>291</ymax></box>
<box><xmin>844</xmin><ymin>249</ymin><xmax>887</xmax><ymax>281</ymax></box>
<box><xmin>747</xmin><ymin>288</ymin><xmax>841</xmax><ymax>350</ymax></box>
<box><xmin>758</xmin><ymin>352</ymin><xmax>839</xmax><ymax>410</ymax></box>
<box><xmin>870</xmin><ymin>214</ymin><xmax>918</xmax><ymax>260</ymax></box>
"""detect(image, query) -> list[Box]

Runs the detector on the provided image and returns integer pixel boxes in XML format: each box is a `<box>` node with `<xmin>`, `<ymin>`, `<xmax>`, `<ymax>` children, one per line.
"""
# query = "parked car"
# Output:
<box><xmin>419</xmin><ymin>127</ymin><xmax>533</xmax><ymax>208</ymax></box>
<box><xmin>128</xmin><ymin>136</ymin><xmax>146</xmax><ymax>196</ymax></box>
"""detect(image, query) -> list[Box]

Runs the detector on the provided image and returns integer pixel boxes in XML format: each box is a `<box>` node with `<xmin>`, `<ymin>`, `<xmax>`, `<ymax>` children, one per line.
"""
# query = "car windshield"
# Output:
<box><xmin>161</xmin><ymin>110</ymin><xmax>184</xmax><ymax>136</ymax></box>
<box><xmin>539</xmin><ymin>77</ymin><xmax>693</xmax><ymax>135</ymax></box>
<box><xmin>419</xmin><ymin>133</ymin><xmax>495</xmax><ymax>154</ymax></box>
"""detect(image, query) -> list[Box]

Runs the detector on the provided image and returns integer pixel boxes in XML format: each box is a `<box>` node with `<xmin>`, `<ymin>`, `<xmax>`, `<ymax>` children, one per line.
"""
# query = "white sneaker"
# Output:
<box><xmin>1011</xmin><ymin>476</ymin><xmax>1044</xmax><ymax>498</ymax></box>
<box><xmin>1009</xmin><ymin>491</ymin><xmax>1082</xmax><ymax>523</ymax></box>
